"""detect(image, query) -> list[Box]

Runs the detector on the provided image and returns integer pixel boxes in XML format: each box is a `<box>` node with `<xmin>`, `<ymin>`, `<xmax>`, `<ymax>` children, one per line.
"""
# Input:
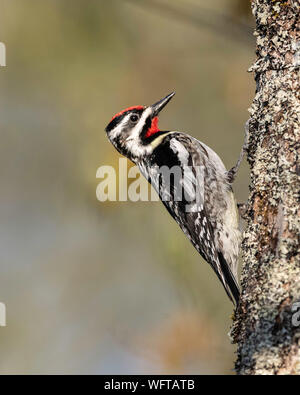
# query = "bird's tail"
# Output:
<box><xmin>217</xmin><ymin>252</ymin><xmax>240</xmax><ymax>306</ymax></box>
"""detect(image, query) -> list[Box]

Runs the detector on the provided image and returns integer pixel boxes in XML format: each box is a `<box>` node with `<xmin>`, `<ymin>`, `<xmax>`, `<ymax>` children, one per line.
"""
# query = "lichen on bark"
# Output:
<box><xmin>231</xmin><ymin>0</ymin><xmax>300</xmax><ymax>375</ymax></box>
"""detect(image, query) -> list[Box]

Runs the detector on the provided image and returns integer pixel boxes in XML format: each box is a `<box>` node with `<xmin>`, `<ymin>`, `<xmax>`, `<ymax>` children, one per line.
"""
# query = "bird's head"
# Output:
<box><xmin>105</xmin><ymin>92</ymin><xmax>175</xmax><ymax>162</ymax></box>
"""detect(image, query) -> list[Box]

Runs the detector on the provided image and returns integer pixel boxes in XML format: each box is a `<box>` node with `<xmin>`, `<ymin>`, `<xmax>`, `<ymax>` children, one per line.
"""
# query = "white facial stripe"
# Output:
<box><xmin>126</xmin><ymin>107</ymin><xmax>152</xmax><ymax>142</ymax></box>
<box><xmin>110</xmin><ymin>114</ymin><xmax>131</xmax><ymax>140</ymax></box>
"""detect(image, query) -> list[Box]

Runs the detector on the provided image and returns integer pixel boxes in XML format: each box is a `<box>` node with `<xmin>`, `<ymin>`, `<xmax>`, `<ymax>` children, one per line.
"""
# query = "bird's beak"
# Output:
<box><xmin>150</xmin><ymin>92</ymin><xmax>175</xmax><ymax>117</ymax></box>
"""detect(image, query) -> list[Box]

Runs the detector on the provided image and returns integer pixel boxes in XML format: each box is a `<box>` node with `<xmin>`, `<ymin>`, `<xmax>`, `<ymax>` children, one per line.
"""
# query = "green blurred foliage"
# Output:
<box><xmin>0</xmin><ymin>0</ymin><xmax>254</xmax><ymax>374</ymax></box>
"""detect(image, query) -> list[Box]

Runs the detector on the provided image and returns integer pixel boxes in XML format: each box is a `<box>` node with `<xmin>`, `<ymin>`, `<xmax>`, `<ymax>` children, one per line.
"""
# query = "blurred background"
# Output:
<box><xmin>0</xmin><ymin>0</ymin><xmax>254</xmax><ymax>374</ymax></box>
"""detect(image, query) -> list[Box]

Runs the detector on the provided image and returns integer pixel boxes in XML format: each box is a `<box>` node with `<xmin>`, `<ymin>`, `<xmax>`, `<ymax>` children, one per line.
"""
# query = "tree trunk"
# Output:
<box><xmin>231</xmin><ymin>0</ymin><xmax>300</xmax><ymax>375</ymax></box>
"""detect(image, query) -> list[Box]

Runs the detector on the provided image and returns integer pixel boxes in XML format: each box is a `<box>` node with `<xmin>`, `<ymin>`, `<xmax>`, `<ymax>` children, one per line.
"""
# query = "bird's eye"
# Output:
<box><xmin>130</xmin><ymin>114</ymin><xmax>139</xmax><ymax>123</ymax></box>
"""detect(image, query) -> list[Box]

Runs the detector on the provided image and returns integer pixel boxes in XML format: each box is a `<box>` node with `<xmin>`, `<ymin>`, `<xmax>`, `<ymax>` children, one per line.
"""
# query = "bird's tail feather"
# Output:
<box><xmin>217</xmin><ymin>252</ymin><xmax>240</xmax><ymax>306</ymax></box>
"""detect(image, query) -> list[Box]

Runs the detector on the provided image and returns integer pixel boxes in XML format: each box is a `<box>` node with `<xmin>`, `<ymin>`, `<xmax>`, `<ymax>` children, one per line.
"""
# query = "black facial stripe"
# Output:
<box><xmin>105</xmin><ymin>114</ymin><xmax>123</xmax><ymax>133</ymax></box>
<box><xmin>140</xmin><ymin>115</ymin><xmax>152</xmax><ymax>140</ymax></box>
<box><xmin>105</xmin><ymin>108</ymin><xmax>144</xmax><ymax>133</ymax></box>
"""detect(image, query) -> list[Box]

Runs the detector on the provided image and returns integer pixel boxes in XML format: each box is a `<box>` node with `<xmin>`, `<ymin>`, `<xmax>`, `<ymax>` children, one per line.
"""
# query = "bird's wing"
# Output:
<box><xmin>138</xmin><ymin>134</ymin><xmax>239</xmax><ymax>304</ymax></box>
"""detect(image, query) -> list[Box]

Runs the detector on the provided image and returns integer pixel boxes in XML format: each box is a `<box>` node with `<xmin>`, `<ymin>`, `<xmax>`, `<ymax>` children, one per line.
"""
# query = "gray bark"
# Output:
<box><xmin>231</xmin><ymin>0</ymin><xmax>300</xmax><ymax>375</ymax></box>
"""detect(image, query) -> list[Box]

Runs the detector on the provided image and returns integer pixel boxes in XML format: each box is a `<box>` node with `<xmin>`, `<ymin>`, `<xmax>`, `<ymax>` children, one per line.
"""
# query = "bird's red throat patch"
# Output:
<box><xmin>145</xmin><ymin>117</ymin><xmax>160</xmax><ymax>138</ymax></box>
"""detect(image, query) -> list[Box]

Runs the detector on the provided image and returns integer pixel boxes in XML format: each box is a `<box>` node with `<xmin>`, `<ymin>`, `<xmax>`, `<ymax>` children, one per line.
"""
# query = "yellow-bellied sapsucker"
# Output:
<box><xmin>105</xmin><ymin>92</ymin><xmax>243</xmax><ymax>305</ymax></box>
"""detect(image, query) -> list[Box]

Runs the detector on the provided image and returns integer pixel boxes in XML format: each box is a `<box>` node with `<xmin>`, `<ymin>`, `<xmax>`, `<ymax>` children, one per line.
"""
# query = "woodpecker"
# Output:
<box><xmin>105</xmin><ymin>92</ymin><xmax>242</xmax><ymax>305</ymax></box>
